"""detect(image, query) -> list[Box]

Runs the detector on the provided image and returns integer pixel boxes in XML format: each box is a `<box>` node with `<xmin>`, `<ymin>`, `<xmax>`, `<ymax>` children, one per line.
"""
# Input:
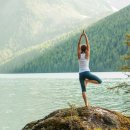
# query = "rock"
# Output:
<box><xmin>22</xmin><ymin>106</ymin><xmax>130</xmax><ymax>130</ymax></box>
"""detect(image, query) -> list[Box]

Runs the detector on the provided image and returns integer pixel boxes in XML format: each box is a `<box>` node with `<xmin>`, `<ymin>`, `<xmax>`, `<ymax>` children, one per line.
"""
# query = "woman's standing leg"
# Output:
<box><xmin>79</xmin><ymin>77</ymin><xmax>89</xmax><ymax>107</ymax></box>
<box><xmin>82</xmin><ymin>92</ymin><xmax>88</xmax><ymax>107</ymax></box>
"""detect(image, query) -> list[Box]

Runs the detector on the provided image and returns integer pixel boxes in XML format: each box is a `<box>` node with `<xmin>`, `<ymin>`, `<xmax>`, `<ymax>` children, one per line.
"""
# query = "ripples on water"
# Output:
<box><xmin>0</xmin><ymin>73</ymin><xmax>130</xmax><ymax>130</ymax></box>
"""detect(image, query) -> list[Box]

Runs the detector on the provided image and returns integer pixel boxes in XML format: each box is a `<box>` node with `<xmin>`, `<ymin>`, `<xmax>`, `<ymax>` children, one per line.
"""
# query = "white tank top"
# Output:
<box><xmin>78</xmin><ymin>53</ymin><xmax>90</xmax><ymax>73</ymax></box>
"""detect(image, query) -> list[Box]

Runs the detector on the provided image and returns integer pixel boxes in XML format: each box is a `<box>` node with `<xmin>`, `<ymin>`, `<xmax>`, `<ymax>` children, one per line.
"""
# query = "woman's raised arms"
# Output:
<box><xmin>83</xmin><ymin>31</ymin><xmax>90</xmax><ymax>59</ymax></box>
<box><xmin>77</xmin><ymin>32</ymin><xmax>83</xmax><ymax>59</ymax></box>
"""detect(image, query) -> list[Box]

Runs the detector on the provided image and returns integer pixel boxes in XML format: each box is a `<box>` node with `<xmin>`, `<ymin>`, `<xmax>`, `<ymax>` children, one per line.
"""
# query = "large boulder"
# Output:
<box><xmin>22</xmin><ymin>106</ymin><xmax>130</xmax><ymax>130</ymax></box>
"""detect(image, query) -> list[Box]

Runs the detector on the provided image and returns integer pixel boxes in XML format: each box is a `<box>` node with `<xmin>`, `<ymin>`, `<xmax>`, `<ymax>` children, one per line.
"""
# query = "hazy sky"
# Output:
<box><xmin>106</xmin><ymin>0</ymin><xmax>130</xmax><ymax>9</ymax></box>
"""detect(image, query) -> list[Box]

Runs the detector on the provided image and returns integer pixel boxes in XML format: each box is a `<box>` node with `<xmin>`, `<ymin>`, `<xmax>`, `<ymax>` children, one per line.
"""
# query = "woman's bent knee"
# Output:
<box><xmin>98</xmin><ymin>79</ymin><xmax>102</xmax><ymax>84</ymax></box>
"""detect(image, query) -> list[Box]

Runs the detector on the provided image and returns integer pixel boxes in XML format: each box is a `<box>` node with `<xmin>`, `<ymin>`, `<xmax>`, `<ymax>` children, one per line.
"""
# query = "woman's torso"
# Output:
<box><xmin>78</xmin><ymin>53</ymin><xmax>90</xmax><ymax>73</ymax></box>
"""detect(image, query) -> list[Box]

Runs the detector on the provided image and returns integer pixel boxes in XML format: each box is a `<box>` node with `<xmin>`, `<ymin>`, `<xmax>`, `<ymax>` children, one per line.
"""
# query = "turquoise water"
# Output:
<box><xmin>0</xmin><ymin>73</ymin><xmax>130</xmax><ymax>130</ymax></box>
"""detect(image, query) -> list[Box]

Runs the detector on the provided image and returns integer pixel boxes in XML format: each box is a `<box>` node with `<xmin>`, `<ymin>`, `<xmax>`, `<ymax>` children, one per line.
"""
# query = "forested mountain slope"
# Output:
<box><xmin>0</xmin><ymin>0</ymin><xmax>116</xmax><ymax>65</ymax></box>
<box><xmin>1</xmin><ymin>5</ymin><xmax>130</xmax><ymax>73</ymax></box>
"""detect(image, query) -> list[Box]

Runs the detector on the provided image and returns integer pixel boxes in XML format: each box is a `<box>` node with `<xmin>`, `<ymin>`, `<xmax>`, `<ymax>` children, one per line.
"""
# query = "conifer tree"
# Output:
<box><xmin>121</xmin><ymin>34</ymin><xmax>130</xmax><ymax>76</ymax></box>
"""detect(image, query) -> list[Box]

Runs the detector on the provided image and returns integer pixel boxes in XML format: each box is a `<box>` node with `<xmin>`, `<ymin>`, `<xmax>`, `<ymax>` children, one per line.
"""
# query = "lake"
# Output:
<box><xmin>0</xmin><ymin>72</ymin><xmax>130</xmax><ymax>130</ymax></box>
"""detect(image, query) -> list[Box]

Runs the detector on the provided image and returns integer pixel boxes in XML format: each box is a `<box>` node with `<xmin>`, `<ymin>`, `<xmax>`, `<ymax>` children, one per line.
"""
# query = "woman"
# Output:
<box><xmin>77</xmin><ymin>30</ymin><xmax>102</xmax><ymax>107</ymax></box>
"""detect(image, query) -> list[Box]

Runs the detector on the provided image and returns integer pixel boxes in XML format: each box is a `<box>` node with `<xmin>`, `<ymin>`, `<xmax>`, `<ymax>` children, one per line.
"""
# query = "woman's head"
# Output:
<box><xmin>81</xmin><ymin>44</ymin><xmax>87</xmax><ymax>53</ymax></box>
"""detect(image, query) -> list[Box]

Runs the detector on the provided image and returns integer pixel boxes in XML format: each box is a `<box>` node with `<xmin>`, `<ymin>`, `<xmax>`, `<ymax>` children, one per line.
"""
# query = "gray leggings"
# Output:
<box><xmin>79</xmin><ymin>71</ymin><xmax>102</xmax><ymax>92</ymax></box>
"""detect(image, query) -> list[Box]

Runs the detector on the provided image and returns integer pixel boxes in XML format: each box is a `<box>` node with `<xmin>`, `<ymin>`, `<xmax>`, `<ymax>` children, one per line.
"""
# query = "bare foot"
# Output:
<box><xmin>85</xmin><ymin>101</ymin><xmax>90</xmax><ymax>108</ymax></box>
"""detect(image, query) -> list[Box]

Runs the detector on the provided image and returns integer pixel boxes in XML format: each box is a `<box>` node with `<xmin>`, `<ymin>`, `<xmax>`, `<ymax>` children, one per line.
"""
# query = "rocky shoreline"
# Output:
<box><xmin>22</xmin><ymin>106</ymin><xmax>130</xmax><ymax>130</ymax></box>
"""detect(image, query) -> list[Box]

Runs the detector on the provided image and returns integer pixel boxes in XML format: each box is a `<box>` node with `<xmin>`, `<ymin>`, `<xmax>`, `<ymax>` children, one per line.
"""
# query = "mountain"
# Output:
<box><xmin>1</xmin><ymin>0</ymin><xmax>130</xmax><ymax>66</ymax></box>
<box><xmin>1</xmin><ymin>5</ymin><xmax>130</xmax><ymax>73</ymax></box>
